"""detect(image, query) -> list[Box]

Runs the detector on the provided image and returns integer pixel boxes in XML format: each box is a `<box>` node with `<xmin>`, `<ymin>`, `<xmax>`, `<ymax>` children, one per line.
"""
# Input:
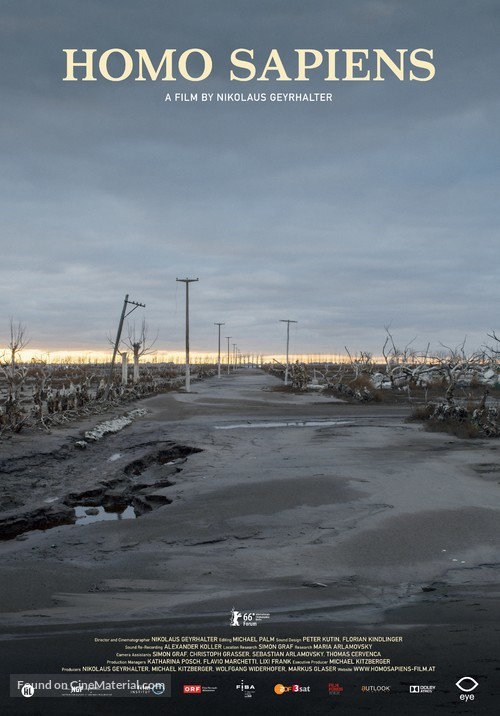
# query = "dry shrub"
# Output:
<box><xmin>408</xmin><ymin>404</ymin><xmax>435</xmax><ymax>422</ymax></box>
<box><xmin>409</xmin><ymin>401</ymin><xmax>500</xmax><ymax>439</ymax></box>
<box><xmin>351</xmin><ymin>375</ymin><xmax>383</xmax><ymax>402</ymax></box>
<box><xmin>325</xmin><ymin>374</ymin><xmax>383</xmax><ymax>402</ymax></box>
<box><xmin>425</xmin><ymin>418</ymin><xmax>482</xmax><ymax>439</ymax></box>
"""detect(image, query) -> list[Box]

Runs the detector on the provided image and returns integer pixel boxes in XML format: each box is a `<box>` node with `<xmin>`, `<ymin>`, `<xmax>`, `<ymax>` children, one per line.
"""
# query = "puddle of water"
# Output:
<box><xmin>74</xmin><ymin>505</ymin><xmax>136</xmax><ymax>525</ymax></box>
<box><xmin>44</xmin><ymin>497</ymin><xmax>60</xmax><ymax>503</ymax></box>
<box><xmin>123</xmin><ymin>446</ymin><xmax>199</xmax><ymax>477</ymax></box>
<box><xmin>108</xmin><ymin>453</ymin><xmax>122</xmax><ymax>462</ymax></box>
<box><xmin>215</xmin><ymin>420</ymin><xmax>353</xmax><ymax>430</ymax></box>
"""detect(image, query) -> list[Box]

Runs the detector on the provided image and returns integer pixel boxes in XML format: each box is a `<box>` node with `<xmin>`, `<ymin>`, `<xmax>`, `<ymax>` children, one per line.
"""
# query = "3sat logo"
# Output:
<box><xmin>274</xmin><ymin>683</ymin><xmax>311</xmax><ymax>695</ymax></box>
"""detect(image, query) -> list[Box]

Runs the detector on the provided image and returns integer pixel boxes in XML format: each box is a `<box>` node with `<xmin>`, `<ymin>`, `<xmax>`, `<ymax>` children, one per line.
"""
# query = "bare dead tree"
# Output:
<box><xmin>487</xmin><ymin>330</ymin><xmax>500</xmax><ymax>349</ymax></box>
<box><xmin>344</xmin><ymin>346</ymin><xmax>373</xmax><ymax>381</ymax></box>
<box><xmin>31</xmin><ymin>358</ymin><xmax>52</xmax><ymax>431</ymax></box>
<box><xmin>0</xmin><ymin>320</ymin><xmax>30</xmax><ymax>431</ymax></box>
<box><xmin>123</xmin><ymin>319</ymin><xmax>158</xmax><ymax>384</ymax></box>
<box><xmin>381</xmin><ymin>327</ymin><xmax>418</xmax><ymax>389</ymax></box>
<box><xmin>485</xmin><ymin>331</ymin><xmax>500</xmax><ymax>366</ymax></box>
<box><xmin>7</xmin><ymin>319</ymin><xmax>29</xmax><ymax>376</ymax></box>
<box><xmin>431</xmin><ymin>339</ymin><xmax>485</xmax><ymax>404</ymax></box>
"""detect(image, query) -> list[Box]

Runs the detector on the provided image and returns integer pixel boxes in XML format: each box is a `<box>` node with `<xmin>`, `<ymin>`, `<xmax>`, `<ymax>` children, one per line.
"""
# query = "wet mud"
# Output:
<box><xmin>0</xmin><ymin>443</ymin><xmax>201</xmax><ymax>540</ymax></box>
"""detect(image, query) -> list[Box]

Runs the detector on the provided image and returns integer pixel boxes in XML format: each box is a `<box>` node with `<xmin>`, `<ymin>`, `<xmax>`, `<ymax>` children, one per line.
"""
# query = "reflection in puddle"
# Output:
<box><xmin>74</xmin><ymin>505</ymin><xmax>136</xmax><ymax>525</ymax></box>
<box><xmin>215</xmin><ymin>420</ymin><xmax>353</xmax><ymax>430</ymax></box>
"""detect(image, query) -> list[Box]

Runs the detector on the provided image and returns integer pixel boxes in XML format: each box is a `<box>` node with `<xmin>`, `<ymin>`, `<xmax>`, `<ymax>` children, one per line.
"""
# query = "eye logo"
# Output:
<box><xmin>456</xmin><ymin>677</ymin><xmax>479</xmax><ymax>692</ymax></box>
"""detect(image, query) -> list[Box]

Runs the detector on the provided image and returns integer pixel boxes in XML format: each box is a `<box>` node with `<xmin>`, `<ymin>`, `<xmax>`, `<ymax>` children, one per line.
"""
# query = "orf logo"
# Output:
<box><xmin>183</xmin><ymin>685</ymin><xmax>202</xmax><ymax>694</ymax></box>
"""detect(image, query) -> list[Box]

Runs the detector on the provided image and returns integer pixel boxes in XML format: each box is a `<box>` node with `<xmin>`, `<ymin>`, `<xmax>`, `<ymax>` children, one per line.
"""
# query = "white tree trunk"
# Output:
<box><xmin>121</xmin><ymin>352</ymin><xmax>128</xmax><ymax>385</ymax></box>
<box><xmin>133</xmin><ymin>350</ymin><xmax>140</xmax><ymax>384</ymax></box>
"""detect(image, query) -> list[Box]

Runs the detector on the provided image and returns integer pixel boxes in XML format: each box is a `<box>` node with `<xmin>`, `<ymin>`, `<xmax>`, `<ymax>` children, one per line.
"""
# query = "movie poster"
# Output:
<box><xmin>1</xmin><ymin>2</ymin><xmax>498</xmax><ymax>714</ymax></box>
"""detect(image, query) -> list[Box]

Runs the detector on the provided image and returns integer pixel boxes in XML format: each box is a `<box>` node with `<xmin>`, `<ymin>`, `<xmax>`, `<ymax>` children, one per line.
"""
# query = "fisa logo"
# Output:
<box><xmin>236</xmin><ymin>680</ymin><xmax>255</xmax><ymax>698</ymax></box>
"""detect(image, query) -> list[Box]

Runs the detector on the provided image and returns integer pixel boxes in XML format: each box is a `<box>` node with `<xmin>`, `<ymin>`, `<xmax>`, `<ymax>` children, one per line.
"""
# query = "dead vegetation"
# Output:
<box><xmin>264</xmin><ymin>330</ymin><xmax>500</xmax><ymax>438</ymax></box>
<box><xmin>408</xmin><ymin>395</ymin><xmax>500</xmax><ymax>439</ymax></box>
<box><xmin>0</xmin><ymin>339</ymin><xmax>216</xmax><ymax>436</ymax></box>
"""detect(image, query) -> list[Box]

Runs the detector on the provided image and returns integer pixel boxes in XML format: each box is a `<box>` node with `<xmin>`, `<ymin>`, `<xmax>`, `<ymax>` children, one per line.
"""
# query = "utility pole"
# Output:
<box><xmin>280</xmin><ymin>319</ymin><xmax>298</xmax><ymax>386</ymax></box>
<box><xmin>232</xmin><ymin>343</ymin><xmax>237</xmax><ymax>371</ymax></box>
<box><xmin>104</xmin><ymin>294</ymin><xmax>145</xmax><ymax>400</ymax></box>
<box><xmin>214</xmin><ymin>322</ymin><xmax>225</xmax><ymax>378</ymax></box>
<box><xmin>176</xmin><ymin>278</ymin><xmax>199</xmax><ymax>392</ymax></box>
<box><xmin>226</xmin><ymin>336</ymin><xmax>232</xmax><ymax>374</ymax></box>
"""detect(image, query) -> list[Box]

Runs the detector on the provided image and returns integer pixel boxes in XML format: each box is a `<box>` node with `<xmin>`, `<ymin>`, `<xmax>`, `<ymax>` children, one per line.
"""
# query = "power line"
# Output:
<box><xmin>214</xmin><ymin>322</ymin><xmax>225</xmax><ymax>378</ymax></box>
<box><xmin>280</xmin><ymin>319</ymin><xmax>298</xmax><ymax>386</ymax></box>
<box><xmin>104</xmin><ymin>294</ymin><xmax>146</xmax><ymax>400</ymax></box>
<box><xmin>225</xmin><ymin>336</ymin><xmax>232</xmax><ymax>374</ymax></box>
<box><xmin>176</xmin><ymin>278</ymin><xmax>199</xmax><ymax>392</ymax></box>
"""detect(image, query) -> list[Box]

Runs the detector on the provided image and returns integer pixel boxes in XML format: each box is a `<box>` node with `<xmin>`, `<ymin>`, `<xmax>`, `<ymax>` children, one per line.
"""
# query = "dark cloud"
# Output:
<box><xmin>1</xmin><ymin>1</ymin><xmax>499</xmax><ymax>356</ymax></box>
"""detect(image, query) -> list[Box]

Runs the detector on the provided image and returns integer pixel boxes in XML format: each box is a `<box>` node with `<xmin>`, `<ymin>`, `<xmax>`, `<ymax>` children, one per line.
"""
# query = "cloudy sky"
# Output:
<box><xmin>1</xmin><ymin>0</ymin><xmax>499</xmax><ymax>358</ymax></box>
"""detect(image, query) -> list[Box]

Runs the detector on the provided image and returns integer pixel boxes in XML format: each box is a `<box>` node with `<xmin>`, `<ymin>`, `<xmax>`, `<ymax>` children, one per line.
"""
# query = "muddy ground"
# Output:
<box><xmin>0</xmin><ymin>369</ymin><xmax>498</xmax><ymax>715</ymax></box>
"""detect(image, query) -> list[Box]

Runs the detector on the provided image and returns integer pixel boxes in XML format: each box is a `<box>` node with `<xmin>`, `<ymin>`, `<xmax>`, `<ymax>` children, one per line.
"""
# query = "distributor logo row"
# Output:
<box><xmin>14</xmin><ymin>674</ymin><xmax>479</xmax><ymax>700</ymax></box>
<box><xmin>183</xmin><ymin>678</ymin><xmax>479</xmax><ymax>698</ymax></box>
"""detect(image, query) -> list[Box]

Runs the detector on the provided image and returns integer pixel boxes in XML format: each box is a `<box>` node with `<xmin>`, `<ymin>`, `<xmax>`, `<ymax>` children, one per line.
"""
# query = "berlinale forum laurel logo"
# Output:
<box><xmin>230</xmin><ymin>607</ymin><xmax>270</xmax><ymax>627</ymax></box>
<box><xmin>230</xmin><ymin>608</ymin><xmax>243</xmax><ymax>626</ymax></box>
